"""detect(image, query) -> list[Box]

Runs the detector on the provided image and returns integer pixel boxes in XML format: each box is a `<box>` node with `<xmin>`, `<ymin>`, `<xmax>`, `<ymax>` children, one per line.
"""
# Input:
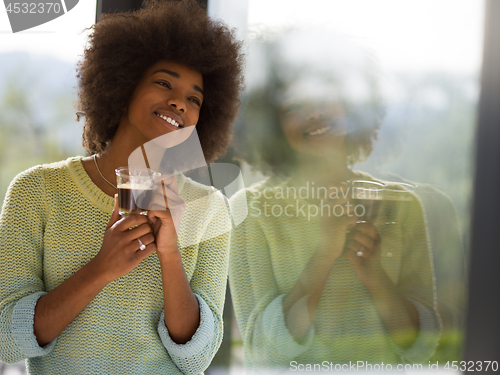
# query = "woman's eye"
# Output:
<box><xmin>281</xmin><ymin>103</ymin><xmax>302</xmax><ymax>114</ymax></box>
<box><xmin>157</xmin><ymin>81</ymin><xmax>171</xmax><ymax>89</ymax></box>
<box><xmin>189</xmin><ymin>97</ymin><xmax>202</xmax><ymax>106</ymax></box>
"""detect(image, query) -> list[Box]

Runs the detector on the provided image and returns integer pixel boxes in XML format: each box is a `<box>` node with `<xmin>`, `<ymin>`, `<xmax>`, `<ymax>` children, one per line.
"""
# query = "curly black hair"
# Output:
<box><xmin>77</xmin><ymin>0</ymin><xmax>244</xmax><ymax>162</ymax></box>
<box><xmin>234</xmin><ymin>29</ymin><xmax>384</xmax><ymax>177</ymax></box>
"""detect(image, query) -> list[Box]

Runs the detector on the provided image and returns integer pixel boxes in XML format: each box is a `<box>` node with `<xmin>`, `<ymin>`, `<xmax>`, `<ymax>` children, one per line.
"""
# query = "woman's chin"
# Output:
<box><xmin>292</xmin><ymin>137</ymin><xmax>347</xmax><ymax>159</ymax></box>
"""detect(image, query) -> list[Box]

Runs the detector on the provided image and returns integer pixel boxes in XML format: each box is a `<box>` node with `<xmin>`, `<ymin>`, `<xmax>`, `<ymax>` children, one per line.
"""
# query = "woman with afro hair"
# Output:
<box><xmin>0</xmin><ymin>0</ymin><xmax>244</xmax><ymax>373</ymax></box>
<box><xmin>229</xmin><ymin>29</ymin><xmax>440</xmax><ymax>371</ymax></box>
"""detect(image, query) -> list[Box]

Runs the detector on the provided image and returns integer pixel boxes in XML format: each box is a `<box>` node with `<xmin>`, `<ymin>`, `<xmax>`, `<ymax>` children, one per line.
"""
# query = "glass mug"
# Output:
<box><xmin>347</xmin><ymin>180</ymin><xmax>386</xmax><ymax>222</ymax></box>
<box><xmin>348</xmin><ymin>179</ymin><xmax>416</xmax><ymax>223</ymax></box>
<box><xmin>115</xmin><ymin>167</ymin><xmax>161</xmax><ymax>216</ymax></box>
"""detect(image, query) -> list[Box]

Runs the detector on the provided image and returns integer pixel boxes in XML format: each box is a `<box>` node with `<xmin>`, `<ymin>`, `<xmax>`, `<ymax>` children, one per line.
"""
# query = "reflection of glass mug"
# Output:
<box><xmin>382</xmin><ymin>182</ymin><xmax>416</xmax><ymax>224</ymax></box>
<box><xmin>115</xmin><ymin>167</ymin><xmax>160</xmax><ymax>216</ymax></box>
<box><xmin>347</xmin><ymin>180</ymin><xmax>386</xmax><ymax>221</ymax></box>
<box><xmin>384</xmin><ymin>182</ymin><xmax>416</xmax><ymax>202</ymax></box>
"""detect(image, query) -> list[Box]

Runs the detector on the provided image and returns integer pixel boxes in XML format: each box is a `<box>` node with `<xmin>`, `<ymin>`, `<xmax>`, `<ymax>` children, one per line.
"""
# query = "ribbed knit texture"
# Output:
<box><xmin>229</xmin><ymin>175</ymin><xmax>441</xmax><ymax>372</ymax></box>
<box><xmin>0</xmin><ymin>157</ymin><xmax>231</xmax><ymax>374</ymax></box>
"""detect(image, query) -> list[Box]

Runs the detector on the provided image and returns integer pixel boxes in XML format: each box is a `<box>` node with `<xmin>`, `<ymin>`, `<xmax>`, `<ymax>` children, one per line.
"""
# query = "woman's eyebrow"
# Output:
<box><xmin>154</xmin><ymin>69</ymin><xmax>179</xmax><ymax>78</ymax></box>
<box><xmin>153</xmin><ymin>69</ymin><xmax>204</xmax><ymax>96</ymax></box>
<box><xmin>193</xmin><ymin>85</ymin><xmax>204</xmax><ymax>96</ymax></box>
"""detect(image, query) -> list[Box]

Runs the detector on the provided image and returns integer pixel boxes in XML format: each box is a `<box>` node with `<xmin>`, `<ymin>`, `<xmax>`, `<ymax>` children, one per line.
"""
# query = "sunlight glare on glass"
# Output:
<box><xmin>247</xmin><ymin>0</ymin><xmax>484</xmax><ymax>74</ymax></box>
<box><xmin>0</xmin><ymin>1</ymin><xmax>96</xmax><ymax>62</ymax></box>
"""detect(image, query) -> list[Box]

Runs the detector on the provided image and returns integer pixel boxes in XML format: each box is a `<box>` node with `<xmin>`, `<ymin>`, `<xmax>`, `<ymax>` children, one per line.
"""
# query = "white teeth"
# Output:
<box><xmin>306</xmin><ymin>126</ymin><xmax>330</xmax><ymax>136</ymax></box>
<box><xmin>157</xmin><ymin>113</ymin><xmax>180</xmax><ymax>127</ymax></box>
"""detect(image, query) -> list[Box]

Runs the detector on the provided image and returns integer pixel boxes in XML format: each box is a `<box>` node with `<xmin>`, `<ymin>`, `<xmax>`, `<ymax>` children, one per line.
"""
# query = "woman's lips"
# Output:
<box><xmin>303</xmin><ymin>118</ymin><xmax>347</xmax><ymax>138</ymax></box>
<box><xmin>154</xmin><ymin>111</ymin><xmax>183</xmax><ymax>128</ymax></box>
<box><xmin>304</xmin><ymin>124</ymin><xmax>331</xmax><ymax>136</ymax></box>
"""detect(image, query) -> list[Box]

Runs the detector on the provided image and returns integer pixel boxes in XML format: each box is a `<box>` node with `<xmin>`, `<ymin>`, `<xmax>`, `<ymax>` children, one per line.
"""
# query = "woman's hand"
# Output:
<box><xmin>317</xmin><ymin>194</ymin><xmax>358</xmax><ymax>263</ymax></box>
<box><xmin>91</xmin><ymin>195</ymin><xmax>157</xmax><ymax>282</ymax></box>
<box><xmin>343</xmin><ymin>221</ymin><xmax>420</xmax><ymax>347</ymax></box>
<box><xmin>147</xmin><ymin>174</ymin><xmax>186</xmax><ymax>256</ymax></box>
<box><xmin>146</xmin><ymin>175</ymin><xmax>200</xmax><ymax>344</ymax></box>
<box><xmin>283</xmin><ymin>193</ymin><xmax>358</xmax><ymax>339</ymax></box>
<box><xmin>343</xmin><ymin>221</ymin><xmax>383</xmax><ymax>286</ymax></box>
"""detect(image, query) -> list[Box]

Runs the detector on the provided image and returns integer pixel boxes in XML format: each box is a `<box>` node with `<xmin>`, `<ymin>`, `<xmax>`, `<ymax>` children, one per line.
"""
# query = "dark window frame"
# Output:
<box><xmin>464</xmin><ymin>0</ymin><xmax>500</xmax><ymax>367</ymax></box>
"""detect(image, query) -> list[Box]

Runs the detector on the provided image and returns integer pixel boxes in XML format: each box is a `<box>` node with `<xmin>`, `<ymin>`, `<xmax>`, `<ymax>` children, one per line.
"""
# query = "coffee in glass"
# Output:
<box><xmin>115</xmin><ymin>167</ymin><xmax>160</xmax><ymax>216</ymax></box>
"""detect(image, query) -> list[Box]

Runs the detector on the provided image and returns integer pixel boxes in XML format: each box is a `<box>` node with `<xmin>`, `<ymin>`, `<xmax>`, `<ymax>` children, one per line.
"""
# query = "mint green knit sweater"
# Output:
<box><xmin>0</xmin><ymin>157</ymin><xmax>231</xmax><ymax>374</ymax></box>
<box><xmin>229</xmin><ymin>175</ymin><xmax>441</xmax><ymax>372</ymax></box>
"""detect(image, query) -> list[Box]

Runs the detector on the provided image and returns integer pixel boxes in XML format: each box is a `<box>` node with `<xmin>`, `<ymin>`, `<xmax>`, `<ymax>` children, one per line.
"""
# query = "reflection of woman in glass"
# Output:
<box><xmin>0</xmin><ymin>1</ymin><xmax>243</xmax><ymax>373</ymax></box>
<box><xmin>229</xmin><ymin>30</ymin><xmax>440</xmax><ymax>371</ymax></box>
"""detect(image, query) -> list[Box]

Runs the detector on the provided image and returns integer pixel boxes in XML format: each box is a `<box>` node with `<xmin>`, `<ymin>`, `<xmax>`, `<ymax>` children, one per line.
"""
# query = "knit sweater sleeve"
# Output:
<box><xmin>0</xmin><ymin>167</ymin><xmax>56</xmax><ymax>364</ymax></box>
<box><xmin>389</xmin><ymin>194</ymin><xmax>441</xmax><ymax>363</ymax></box>
<box><xmin>228</xmin><ymin>189</ymin><xmax>313</xmax><ymax>370</ymax></box>
<box><xmin>157</xmin><ymin>189</ymin><xmax>231</xmax><ymax>374</ymax></box>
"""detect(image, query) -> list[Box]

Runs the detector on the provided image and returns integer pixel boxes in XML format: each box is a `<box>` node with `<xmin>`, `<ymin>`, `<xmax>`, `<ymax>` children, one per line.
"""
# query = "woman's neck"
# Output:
<box><xmin>81</xmin><ymin>127</ymin><xmax>144</xmax><ymax>197</ymax></box>
<box><xmin>289</xmin><ymin>152</ymin><xmax>355</xmax><ymax>188</ymax></box>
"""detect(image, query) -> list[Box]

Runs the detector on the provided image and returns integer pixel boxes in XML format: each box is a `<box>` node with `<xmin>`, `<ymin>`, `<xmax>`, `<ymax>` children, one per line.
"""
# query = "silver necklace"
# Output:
<box><xmin>93</xmin><ymin>154</ymin><xmax>117</xmax><ymax>190</ymax></box>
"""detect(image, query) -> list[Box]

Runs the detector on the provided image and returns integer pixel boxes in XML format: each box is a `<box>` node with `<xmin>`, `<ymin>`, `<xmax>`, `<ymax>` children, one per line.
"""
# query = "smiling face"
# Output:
<box><xmin>279</xmin><ymin>78</ymin><xmax>348</xmax><ymax>158</ymax></box>
<box><xmin>119</xmin><ymin>60</ymin><xmax>204</xmax><ymax>145</ymax></box>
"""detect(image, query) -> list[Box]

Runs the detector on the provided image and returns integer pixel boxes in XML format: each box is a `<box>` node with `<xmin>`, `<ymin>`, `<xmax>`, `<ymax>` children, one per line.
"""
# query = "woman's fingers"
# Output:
<box><xmin>352</xmin><ymin>222</ymin><xmax>379</xmax><ymax>240</ymax></box>
<box><xmin>107</xmin><ymin>215</ymin><xmax>157</xmax><ymax>251</ymax></box>
<box><xmin>149</xmin><ymin>179</ymin><xmax>185</xmax><ymax>211</ymax></box>
<box><xmin>343</xmin><ymin>247</ymin><xmax>365</xmax><ymax>264</ymax></box>
<box><xmin>345</xmin><ymin>222</ymin><xmax>379</xmax><ymax>251</ymax></box>
<box><xmin>347</xmin><ymin>229</ymin><xmax>376</xmax><ymax>250</ymax></box>
<box><xmin>134</xmin><ymin>232</ymin><xmax>156</xmax><ymax>252</ymax></box>
<box><xmin>113</xmin><ymin>214</ymin><xmax>150</xmax><ymax>232</ymax></box>
<box><xmin>123</xmin><ymin>221</ymin><xmax>153</xmax><ymax>241</ymax></box>
<box><xmin>344</xmin><ymin>222</ymin><xmax>380</xmax><ymax>259</ymax></box>
<box><xmin>153</xmin><ymin>174</ymin><xmax>179</xmax><ymax>194</ymax></box>
<box><xmin>149</xmin><ymin>174</ymin><xmax>180</xmax><ymax>209</ymax></box>
<box><xmin>137</xmin><ymin>232</ymin><xmax>155</xmax><ymax>247</ymax></box>
<box><xmin>106</xmin><ymin>194</ymin><xmax>123</xmax><ymax>230</ymax></box>
<box><xmin>133</xmin><ymin>239</ymin><xmax>157</xmax><ymax>259</ymax></box>
<box><xmin>345</xmin><ymin>238</ymin><xmax>371</xmax><ymax>257</ymax></box>
<box><xmin>96</xmin><ymin>213</ymin><xmax>157</xmax><ymax>281</ymax></box>
<box><xmin>147</xmin><ymin>179</ymin><xmax>186</xmax><ymax>233</ymax></box>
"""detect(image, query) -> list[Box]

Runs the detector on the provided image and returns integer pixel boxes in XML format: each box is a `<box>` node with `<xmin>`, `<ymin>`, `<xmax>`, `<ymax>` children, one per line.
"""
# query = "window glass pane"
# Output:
<box><xmin>227</xmin><ymin>0</ymin><xmax>484</xmax><ymax>372</ymax></box>
<box><xmin>0</xmin><ymin>1</ymin><xmax>96</xmax><ymax>204</ymax></box>
<box><xmin>0</xmin><ymin>4</ymin><xmax>96</xmax><ymax>372</ymax></box>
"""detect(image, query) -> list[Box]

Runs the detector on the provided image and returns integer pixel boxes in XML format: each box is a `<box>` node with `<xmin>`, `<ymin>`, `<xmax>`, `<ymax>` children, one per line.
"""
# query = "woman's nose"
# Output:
<box><xmin>167</xmin><ymin>97</ymin><xmax>186</xmax><ymax>113</ymax></box>
<box><xmin>306</xmin><ymin>110</ymin><xmax>325</xmax><ymax>122</ymax></box>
